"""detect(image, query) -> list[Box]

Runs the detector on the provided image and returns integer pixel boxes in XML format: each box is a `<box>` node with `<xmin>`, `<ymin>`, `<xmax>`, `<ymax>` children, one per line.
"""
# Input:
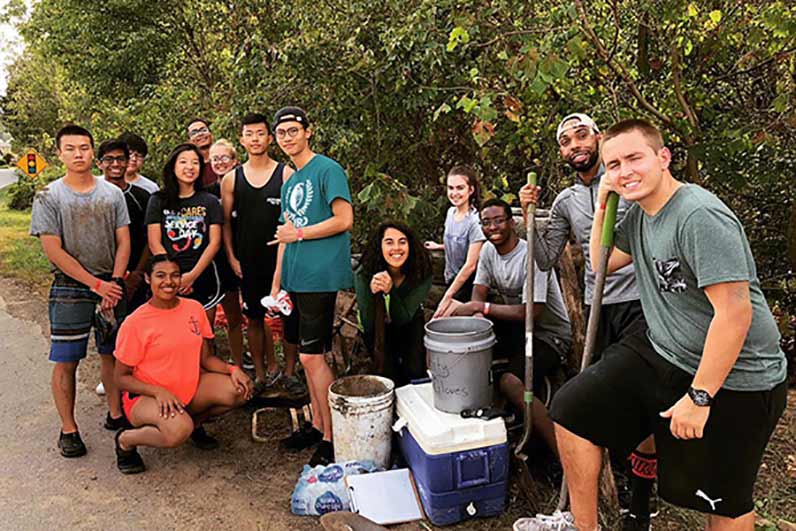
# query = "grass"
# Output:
<box><xmin>0</xmin><ymin>188</ymin><xmax>51</xmax><ymax>287</ymax></box>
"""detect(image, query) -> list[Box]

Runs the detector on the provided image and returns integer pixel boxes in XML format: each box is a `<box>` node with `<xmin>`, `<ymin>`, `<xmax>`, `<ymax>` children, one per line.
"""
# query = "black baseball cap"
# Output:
<box><xmin>272</xmin><ymin>107</ymin><xmax>310</xmax><ymax>131</ymax></box>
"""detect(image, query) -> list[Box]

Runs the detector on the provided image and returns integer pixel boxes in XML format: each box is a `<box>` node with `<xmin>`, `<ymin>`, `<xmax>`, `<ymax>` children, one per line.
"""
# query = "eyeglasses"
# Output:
<box><xmin>210</xmin><ymin>155</ymin><xmax>234</xmax><ymax>165</ymax></box>
<box><xmin>100</xmin><ymin>156</ymin><xmax>129</xmax><ymax>165</ymax></box>
<box><xmin>129</xmin><ymin>152</ymin><xmax>146</xmax><ymax>161</ymax></box>
<box><xmin>188</xmin><ymin>126</ymin><xmax>210</xmax><ymax>138</ymax></box>
<box><xmin>480</xmin><ymin>217</ymin><xmax>509</xmax><ymax>228</ymax></box>
<box><xmin>275</xmin><ymin>127</ymin><xmax>302</xmax><ymax>139</ymax></box>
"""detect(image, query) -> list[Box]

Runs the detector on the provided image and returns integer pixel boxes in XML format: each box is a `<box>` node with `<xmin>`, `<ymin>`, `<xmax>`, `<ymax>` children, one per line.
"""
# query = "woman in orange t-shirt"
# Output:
<box><xmin>112</xmin><ymin>254</ymin><xmax>253</xmax><ymax>474</ymax></box>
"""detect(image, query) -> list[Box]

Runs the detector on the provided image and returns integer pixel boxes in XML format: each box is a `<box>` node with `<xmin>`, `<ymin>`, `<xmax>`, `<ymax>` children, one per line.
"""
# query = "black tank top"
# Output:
<box><xmin>233</xmin><ymin>163</ymin><xmax>285</xmax><ymax>267</ymax></box>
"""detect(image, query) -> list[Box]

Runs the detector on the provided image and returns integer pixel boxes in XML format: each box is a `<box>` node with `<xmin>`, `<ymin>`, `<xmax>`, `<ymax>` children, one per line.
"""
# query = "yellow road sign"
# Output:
<box><xmin>16</xmin><ymin>148</ymin><xmax>48</xmax><ymax>178</ymax></box>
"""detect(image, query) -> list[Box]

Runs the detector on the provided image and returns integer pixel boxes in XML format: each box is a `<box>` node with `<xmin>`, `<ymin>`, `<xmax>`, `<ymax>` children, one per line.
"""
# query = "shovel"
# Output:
<box><xmin>514</xmin><ymin>171</ymin><xmax>538</xmax><ymax>505</ymax></box>
<box><xmin>556</xmin><ymin>191</ymin><xmax>620</xmax><ymax>511</ymax></box>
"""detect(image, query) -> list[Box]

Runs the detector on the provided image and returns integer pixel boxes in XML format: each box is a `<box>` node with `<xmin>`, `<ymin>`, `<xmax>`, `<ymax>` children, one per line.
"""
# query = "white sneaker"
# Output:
<box><xmin>95</xmin><ymin>382</ymin><xmax>105</xmax><ymax>396</ymax></box>
<box><xmin>514</xmin><ymin>511</ymin><xmax>577</xmax><ymax>531</ymax></box>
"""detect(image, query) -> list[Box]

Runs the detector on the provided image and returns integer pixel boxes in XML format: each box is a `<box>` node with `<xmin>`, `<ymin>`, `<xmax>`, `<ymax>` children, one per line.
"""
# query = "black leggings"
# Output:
<box><xmin>377</xmin><ymin>310</ymin><xmax>427</xmax><ymax>387</ymax></box>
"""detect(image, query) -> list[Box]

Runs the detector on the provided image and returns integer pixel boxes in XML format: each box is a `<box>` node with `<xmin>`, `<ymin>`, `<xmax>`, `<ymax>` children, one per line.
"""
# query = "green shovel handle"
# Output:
<box><xmin>600</xmin><ymin>192</ymin><xmax>619</xmax><ymax>248</ymax></box>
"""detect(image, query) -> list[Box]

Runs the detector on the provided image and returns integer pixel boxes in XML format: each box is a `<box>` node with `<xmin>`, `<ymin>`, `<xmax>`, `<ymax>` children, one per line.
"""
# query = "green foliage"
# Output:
<box><xmin>1</xmin><ymin>0</ymin><xmax>794</xmax><ymax>310</ymax></box>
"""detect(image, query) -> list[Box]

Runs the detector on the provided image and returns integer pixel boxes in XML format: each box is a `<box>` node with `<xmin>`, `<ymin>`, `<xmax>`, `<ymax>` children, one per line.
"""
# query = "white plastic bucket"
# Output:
<box><xmin>329</xmin><ymin>375</ymin><xmax>395</xmax><ymax>469</ymax></box>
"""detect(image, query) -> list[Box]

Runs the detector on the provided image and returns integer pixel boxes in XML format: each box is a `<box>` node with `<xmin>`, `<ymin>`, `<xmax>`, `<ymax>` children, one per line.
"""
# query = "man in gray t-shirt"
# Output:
<box><xmin>29</xmin><ymin>125</ymin><xmax>131</xmax><ymax>459</ymax></box>
<box><xmin>451</xmin><ymin>199</ymin><xmax>571</xmax><ymax>455</ymax></box>
<box><xmin>522</xmin><ymin>120</ymin><xmax>787</xmax><ymax>531</ymax></box>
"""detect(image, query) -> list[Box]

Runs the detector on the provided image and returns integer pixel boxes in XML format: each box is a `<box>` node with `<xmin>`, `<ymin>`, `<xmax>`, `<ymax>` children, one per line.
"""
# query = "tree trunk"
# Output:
<box><xmin>558</xmin><ymin>243</ymin><xmax>586</xmax><ymax>371</ymax></box>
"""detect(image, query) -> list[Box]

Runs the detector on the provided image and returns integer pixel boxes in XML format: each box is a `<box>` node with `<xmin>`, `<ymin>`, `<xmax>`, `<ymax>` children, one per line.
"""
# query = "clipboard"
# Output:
<box><xmin>345</xmin><ymin>468</ymin><xmax>424</xmax><ymax>525</ymax></box>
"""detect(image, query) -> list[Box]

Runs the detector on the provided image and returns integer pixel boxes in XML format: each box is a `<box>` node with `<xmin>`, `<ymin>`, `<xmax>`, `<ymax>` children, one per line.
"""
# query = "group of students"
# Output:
<box><xmin>30</xmin><ymin>107</ymin><xmax>787</xmax><ymax>531</ymax></box>
<box><xmin>31</xmin><ymin>107</ymin><xmax>355</xmax><ymax>472</ymax></box>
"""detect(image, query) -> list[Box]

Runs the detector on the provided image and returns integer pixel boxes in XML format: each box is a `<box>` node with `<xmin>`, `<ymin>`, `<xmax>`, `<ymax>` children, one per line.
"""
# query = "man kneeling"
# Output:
<box><xmin>113</xmin><ymin>254</ymin><xmax>253</xmax><ymax>474</ymax></box>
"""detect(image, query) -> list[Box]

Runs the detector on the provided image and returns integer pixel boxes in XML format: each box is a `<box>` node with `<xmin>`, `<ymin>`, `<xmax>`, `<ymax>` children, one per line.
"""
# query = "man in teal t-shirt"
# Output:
<box><xmin>270</xmin><ymin>107</ymin><xmax>354</xmax><ymax>468</ymax></box>
<box><xmin>517</xmin><ymin>120</ymin><xmax>787</xmax><ymax>531</ymax></box>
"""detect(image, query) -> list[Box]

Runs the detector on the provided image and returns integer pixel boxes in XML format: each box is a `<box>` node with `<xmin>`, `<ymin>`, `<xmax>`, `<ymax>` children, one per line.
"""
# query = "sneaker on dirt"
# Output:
<box><xmin>283</xmin><ymin>374</ymin><xmax>308</xmax><ymax>399</ymax></box>
<box><xmin>115</xmin><ymin>429</ymin><xmax>145</xmax><ymax>474</ymax></box>
<box><xmin>58</xmin><ymin>431</ymin><xmax>87</xmax><ymax>458</ymax></box>
<box><xmin>309</xmin><ymin>440</ymin><xmax>334</xmax><ymax>467</ymax></box>
<box><xmin>513</xmin><ymin>511</ymin><xmax>577</xmax><ymax>531</ymax></box>
<box><xmin>280</xmin><ymin>422</ymin><xmax>322</xmax><ymax>452</ymax></box>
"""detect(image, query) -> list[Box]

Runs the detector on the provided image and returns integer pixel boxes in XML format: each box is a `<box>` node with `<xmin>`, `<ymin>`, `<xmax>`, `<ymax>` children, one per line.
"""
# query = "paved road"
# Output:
<box><xmin>0</xmin><ymin>168</ymin><xmax>19</xmax><ymax>189</ymax></box>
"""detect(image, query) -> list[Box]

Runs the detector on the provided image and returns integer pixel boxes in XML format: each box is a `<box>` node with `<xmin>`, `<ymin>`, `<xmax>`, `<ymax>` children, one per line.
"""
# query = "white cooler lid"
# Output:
<box><xmin>394</xmin><ymin>383</ymin><xmax>507</xmax><ymax>455</ymax></box>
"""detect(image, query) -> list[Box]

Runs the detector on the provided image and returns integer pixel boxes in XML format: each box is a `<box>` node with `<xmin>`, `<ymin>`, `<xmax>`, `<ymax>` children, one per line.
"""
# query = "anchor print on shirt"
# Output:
<box><xmin>695</xmin><ymin>489</ymin><xmax>723</xmax><ymax>511</ymax></box>
<box><xmin>654</xmin><ymin>257</ymin><xmax>687</xmax><ymax>293</ymax></box>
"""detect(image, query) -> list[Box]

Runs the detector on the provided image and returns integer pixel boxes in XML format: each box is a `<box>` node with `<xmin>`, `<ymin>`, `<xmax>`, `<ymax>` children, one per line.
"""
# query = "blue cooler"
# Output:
<box><xmin>394</xmin><ymin>383</ymin><xmax>508</xmax><ymax>526</ymax></box>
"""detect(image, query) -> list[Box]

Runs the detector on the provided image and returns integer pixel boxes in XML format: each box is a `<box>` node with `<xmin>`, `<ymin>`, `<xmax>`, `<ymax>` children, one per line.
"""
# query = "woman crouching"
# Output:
<box><xmin>113</xmin><ymin>254</ymin><xmax>253</xmax><ymax>474</ymax></box>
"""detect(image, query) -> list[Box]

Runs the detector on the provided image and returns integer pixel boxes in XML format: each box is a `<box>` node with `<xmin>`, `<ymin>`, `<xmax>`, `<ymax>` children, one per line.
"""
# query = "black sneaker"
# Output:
<box><xmin>309</xmin><ymin>440</ymin><xmax>334</xmax><ymax>467</ymax></box>
<box><xmin>280</xmin><ymin>422</ymin><xmax>322</xmax><ymax>452</ymax></box>
<box><xmin>114</xmin><ymin>429</ymin><xmax>145</xmax><ymax>474</ymax></box>
<box><xmin>190</xmin><ymin>426</ymin><xmax>219</xmax><ymax>450</ymax></box>
<box><xmin>649</xmin><ymin>488</ymin><xmax>659</xmax><ymax>518</ymax></box>
<box><xmin>621</xmin><ymin>513</ymin><xmax>650</xmax><ymax>531</ymax></box>
<box><xmin>58</xmin><ymin>431</ymin><xmax>87</xmax><ymax>458</ymax></box>
<box><xmin>104</xmin><ymin>412</ymin><xmax>133</xmax><ymax>431</ymax></box>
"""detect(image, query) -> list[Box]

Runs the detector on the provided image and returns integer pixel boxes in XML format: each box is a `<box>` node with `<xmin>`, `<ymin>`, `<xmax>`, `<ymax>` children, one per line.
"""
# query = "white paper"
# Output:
<box><xmin>346</xmin><ymin>469</ymin><xmax>423</xmax><ymax>525</ymax></box>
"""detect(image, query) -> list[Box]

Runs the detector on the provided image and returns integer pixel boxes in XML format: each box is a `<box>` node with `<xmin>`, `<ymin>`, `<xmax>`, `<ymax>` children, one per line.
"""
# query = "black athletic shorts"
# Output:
<box><xmin>550</xmin><ymin>329</ymin><xmax>787</xmax><ymax>518</ymax></box>
<box><xmin>584</xmin><ymin>299</ymin><xmax>646</xmax><ymax>362</ymax></box>
<box><xmin>239</xmin><ymin>261</ymin><xmax>276</xmax><ymax>319</ymax></box>
<box><xmin>508</xmin><ymin>336</ymin><xmax>563</xmax><ymax>399</ymax></box>
<box><xmin>282</xmin><ymin>292</ymin><xmax>337</xmax><ymax>354</ymax></box>
<box><xmin>215</xmin><ymin>250</ymin><xmax>240</xmax><ymax>293</ymax></box>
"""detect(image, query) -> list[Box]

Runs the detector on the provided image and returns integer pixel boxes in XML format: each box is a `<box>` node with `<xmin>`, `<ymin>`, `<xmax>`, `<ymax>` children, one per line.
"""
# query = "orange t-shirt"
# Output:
<box><xmin>115</xmin><ymin>298</ymin><xmax>214</xmax><ymax>405</ymax></box>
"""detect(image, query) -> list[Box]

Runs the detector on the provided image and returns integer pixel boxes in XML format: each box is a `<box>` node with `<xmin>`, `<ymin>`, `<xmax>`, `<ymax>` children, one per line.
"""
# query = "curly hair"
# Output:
<box><xmin>360</xmin><ymin>221</ymin><xmax>432</xmax><ymax>286</ymax></box>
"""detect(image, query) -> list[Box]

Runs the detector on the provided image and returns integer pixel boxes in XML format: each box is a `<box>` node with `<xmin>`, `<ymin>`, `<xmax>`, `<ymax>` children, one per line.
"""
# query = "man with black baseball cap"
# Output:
<box><xmin>518</xmin><ymin>113</ymin><xmax>655</xmax><ymax>530</ymax></box>
<box><xmin>269</xmin><ymin>106</ymin><xmax>354</xmax><ymax>467</ymax></box>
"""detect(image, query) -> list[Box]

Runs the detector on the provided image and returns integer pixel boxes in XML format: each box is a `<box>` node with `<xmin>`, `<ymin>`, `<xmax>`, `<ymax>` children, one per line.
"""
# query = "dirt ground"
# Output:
<box><xmin>0</xmin><ymin>276</ymin><xmax>793</xmax><ymax>531</ymax></box>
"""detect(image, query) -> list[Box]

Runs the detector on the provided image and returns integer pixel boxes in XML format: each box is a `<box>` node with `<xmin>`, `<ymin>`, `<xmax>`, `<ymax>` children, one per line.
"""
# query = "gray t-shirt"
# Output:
<box><xmin>130</xmin><ymin>174</ymin><xmax>159</xmax><ymax>194</ymax></box>
<box><xmin>443</xmin><ymin>206</ymin><xmax>486</xmax><ymax>283</ymax></box>
<box><xmin>615</xmin><ymin>184</ymin><xmax>786</xmax><ymax>391</ymax></box>
<box><xmin>476</xmin><ymin>239</ymin><xmax>572</xmax><ymax>354</ymax></box>
<box><xmin>30</xmin><ymin>177</ymin><xmax>130</xmax><ymax>276</ymax></box>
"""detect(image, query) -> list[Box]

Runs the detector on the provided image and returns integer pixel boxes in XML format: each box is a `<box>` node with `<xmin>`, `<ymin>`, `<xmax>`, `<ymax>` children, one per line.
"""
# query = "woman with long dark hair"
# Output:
<box><xmin>145</xmin><ymin>144</ymin><xmax>225</xmax><ymax>312</ymax></box>
<box><xmin>354</xmin><ymin>221</ymin><xmax>433</xmax><ymax>386</ymax></box>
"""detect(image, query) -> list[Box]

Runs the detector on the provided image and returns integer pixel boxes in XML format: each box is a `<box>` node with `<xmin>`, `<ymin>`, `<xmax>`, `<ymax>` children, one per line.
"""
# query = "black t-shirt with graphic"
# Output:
<box><xmin>145</xmin><ymin>191</ymin><xmax>223</xmax><ymax>273</ymax></box>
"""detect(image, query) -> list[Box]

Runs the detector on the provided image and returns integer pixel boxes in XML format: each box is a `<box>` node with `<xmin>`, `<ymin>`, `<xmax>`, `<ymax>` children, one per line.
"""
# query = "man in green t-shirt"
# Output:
<box><xmin>515</xmin><ymin>120</ymin><xmax>787</xmax><ymax>531</ymax></box>
<box><xmin>269</xmin><ymin>107</ymin><xmax>354</xmax><ymax>467</ymax></box>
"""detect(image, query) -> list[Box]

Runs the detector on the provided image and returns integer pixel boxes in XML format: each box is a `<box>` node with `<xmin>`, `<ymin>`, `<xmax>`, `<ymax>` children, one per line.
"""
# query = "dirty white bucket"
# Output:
<box><xmin>329</xmin><ymin>375</ymin><xmax>395</xmax><ymax>469</ymax></box>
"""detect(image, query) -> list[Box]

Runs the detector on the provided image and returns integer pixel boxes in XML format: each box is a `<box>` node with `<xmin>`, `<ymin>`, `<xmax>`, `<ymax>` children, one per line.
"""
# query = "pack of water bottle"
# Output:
<box><xmin>290</xmin><ymin>460</ymin><xmax>380</xmax><ymax>516</ymax></box>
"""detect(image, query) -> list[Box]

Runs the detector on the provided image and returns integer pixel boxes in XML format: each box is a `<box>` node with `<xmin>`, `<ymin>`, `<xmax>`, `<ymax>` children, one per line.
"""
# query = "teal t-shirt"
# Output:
<box><xmin>280</xmin><ymin>154</ymin><xmax>354</xmax><ymax>292</ymax></box>
<box><xmin>614</xmin><ymin>184</ymin><xmax>786</xmax><ymax>391</ymax></box>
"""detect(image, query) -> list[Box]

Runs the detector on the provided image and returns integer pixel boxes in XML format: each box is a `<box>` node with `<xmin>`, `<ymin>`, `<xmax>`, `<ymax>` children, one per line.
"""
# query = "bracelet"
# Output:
<box><xmin>92</xmin><ymin>279</ymin><xmax>102</xmax><ymax>292</ymax></box>
<box><xmin>483</xmin><ymin>302</ymin><xmax>491</xmax><ymax>315</ymax></box>
<box><xmin>296</xmin><ymin>228</ymin><xmax>305</xmax><ymax>241</ymax></box>
<box><xmin>600</xmin><ymin>202</ymin><xmax>607</xmax><ymax>210</ymax></box>
<box><xmin>228</xmin><ymin>364</ymin><xmax>238</xmax><ymax>375</ymax></box>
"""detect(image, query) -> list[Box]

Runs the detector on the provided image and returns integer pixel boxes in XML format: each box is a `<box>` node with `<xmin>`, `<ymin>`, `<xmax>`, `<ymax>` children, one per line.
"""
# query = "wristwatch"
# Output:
<box><xmin>687</xmin><ymin>387</ymin><xmax>713</xmax><ymax>407</ymax></box>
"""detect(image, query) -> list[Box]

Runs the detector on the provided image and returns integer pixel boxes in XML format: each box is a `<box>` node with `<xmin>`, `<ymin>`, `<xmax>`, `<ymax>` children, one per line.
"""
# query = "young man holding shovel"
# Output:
<box><xmin>516</xmin><ymin>119</ymin><xmax>787</xmax><ymax>531</ymax></box>
<box><xmin>269</xmin><ymin>107</ymin><xmax>354</xmax><ymax>467</ymax></box>
<box><xmin>520</xmin><ymin>113</ymin><xmax>656</xmax><ymax>529</ymax></box>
